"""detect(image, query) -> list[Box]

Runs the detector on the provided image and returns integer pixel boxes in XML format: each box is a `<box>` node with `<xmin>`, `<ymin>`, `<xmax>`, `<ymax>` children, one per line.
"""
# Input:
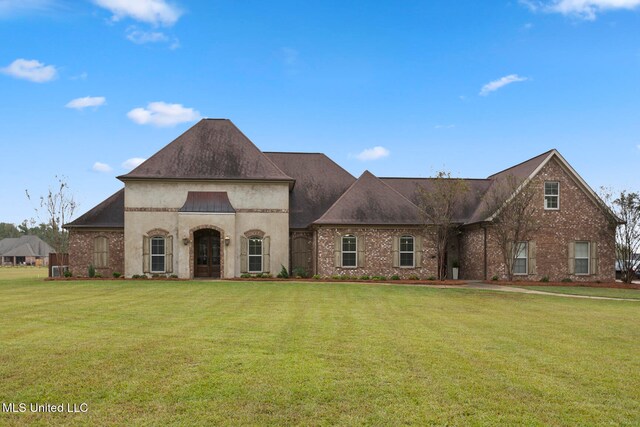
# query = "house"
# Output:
<box><xmin>64</xmin><ymin>119</ymin><xmax>617</xmax><ymax>281</ymax></box>
<box><xmin>0</xmin><ymin>235</ymin><xmax>53</xmax><ymax>266</ymax></box>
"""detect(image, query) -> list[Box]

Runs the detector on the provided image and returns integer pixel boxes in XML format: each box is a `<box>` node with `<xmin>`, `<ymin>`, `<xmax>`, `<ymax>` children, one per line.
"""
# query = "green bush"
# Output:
<box><xmin>292</xmin><ymin>266</ymin><xmax>307</xmax><ymax>278</ymax></box>
<box><xmin>261</xmin><ymin>273</ymin><xmax>272</xmax><ymax>278</ymax></box>
<box><xmin>561</xmin><ymin>278</ymin><xmax>573</xmax><ymax>283</ymax></box>
<box><xmin>240</xmin><ymin>273</ymin><xmax>251</xmax><ymax>279</ymax></box>
<box><xmin>427</xmin><ymin>276</ymin><xmax>436</xmax><ymax>281</ymax></box>
<box><xmin>372</xmin><ymin>276</ymin><xmax>387</xmax><ymax>281</ymax></box>
<box><xmin>63</xmin><ymin>270</ymin><xmax>72</xmax><ymax>278</ymax></box>
<box><xmin>94</xmin><ymin>274</ymin><xmax>102</xmax><ymax>278</ymax></box>
<box><xmin>88</xmin><ymin>264</ymin><xmax>96</xmax><ymax>278</ymax></box>
<box><xmin>359</xmin><ymin>275</ymin><xmax>371</xmax><ymax>280</ymax></box>
<box><xmin>331</xmin><ymin>275</ymin><xmax>341</xmax><ymax>280</ymax></box>
<box><xmin>140</xmin><ymin>275</ymin><xmax>148</xmax><ymax>279</ymax></box>
<box><xmin>540</xmin><ymin>276</ymin><xmax>549</xmax><ymax>282</ymax></box>
<box><xmin>491</xmin><ymin>275</ymin><xmax>499</xmax><ymax>281</ymax></box>
<box><xmin>277</xmin><ymin>265</ymin><xmax>289</xmax><ymax>279</ymax></box>
<box><xmin>112</xmin><ymin>272</ymin><xmax>121</xmax><ymax>278</ymax></box>
<box><xmin>170</xmin><ymin>274</ymin><xmax>178</xmax><ymax>279</ymax></box>
<box><xmin>408</xmin><ymin>274</ymin><xmax>419</xmax><ymax>280</ymax></box>
<box><xmin>391</xmin><ymin>275</ymin><xmax>400</xmax><ymax>280</ymax></box>
<box><xmin>312</xmin><ymin>274</ymin><xmax>321</xmax><ymax>280</ymax></box>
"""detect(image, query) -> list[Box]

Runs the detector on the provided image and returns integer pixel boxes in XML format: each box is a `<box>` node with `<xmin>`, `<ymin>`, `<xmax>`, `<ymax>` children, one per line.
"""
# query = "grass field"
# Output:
<box><xmin>1</xmin><ymin>271</ymin><xmax>639</xmax><ymax>425</ymax></box>
<box><xmin>524</xmin><ymin>286</ymin><xmax>640</xmax><ymax>300</ymax></box>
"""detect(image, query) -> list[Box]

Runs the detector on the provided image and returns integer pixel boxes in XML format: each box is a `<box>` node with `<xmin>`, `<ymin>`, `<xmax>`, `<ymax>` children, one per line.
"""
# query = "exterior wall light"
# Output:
<box><xmin>224</xmin><ymin>236</ymin><xmax>231</xmax><ymax>246</ymax></box>
<box><xmin>182</xmin><ymin>238</ymin><xmax>190</xmax><ymax>246</ymax></box>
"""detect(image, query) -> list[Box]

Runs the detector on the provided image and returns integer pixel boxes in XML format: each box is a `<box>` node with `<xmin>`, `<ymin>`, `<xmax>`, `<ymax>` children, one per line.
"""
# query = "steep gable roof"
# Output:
<box><xmin>64</xmin><ymin>189</ymin><xmax>124</xmax><ymax>228</ymax></box>
<box><xmin>265</xmin><ymin>152</ymin><xmax>356</xmax><ymax>228</ymax></box>
<box><xmin>314</xmin><ymin>171</ymin><xmax>423</xmax><ymax>225</ymax></box>
<box><xmin>0</xmin><ymin>235</ymin><xmax>52</xmax><ymax>257</ymax></box>
<box><xmin>118</xmin><ymin>119</ymin><xmax>294</xmax><ymax>183</ymax></box>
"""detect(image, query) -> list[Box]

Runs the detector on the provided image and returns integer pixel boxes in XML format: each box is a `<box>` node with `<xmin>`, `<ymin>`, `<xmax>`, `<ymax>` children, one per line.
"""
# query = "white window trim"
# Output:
<box><xmin>248</xmin><ymin>237</ymin><xmax>263</xmax><ymax>273</ymax></box>
<box><xmin>399</xmin><ymin>235</ymin><xmax>415</xmax><ymax>268</ymax></box>
<box><xmin>513</xmin><ymin>241</ymin><xmax>528</xmax><ymax>276</ymax></box>
<box><xmin>341</xmin><ymin>235</ymin><xmax>357</xmax><ymax>268</ymax></box>
<box><xmin>150</xmin><ymin>236</ymin><xmax>166</xmax><ymax>273</ymax></box>
<box><xmin>544</xmin><ymin>181</ymin><xmax>560</xmax><ymax>211</ymax></box>
<box><xmin>575</xmin><ymin>241</ymin><xmax>590</xmax><ymax>275</ymax></box>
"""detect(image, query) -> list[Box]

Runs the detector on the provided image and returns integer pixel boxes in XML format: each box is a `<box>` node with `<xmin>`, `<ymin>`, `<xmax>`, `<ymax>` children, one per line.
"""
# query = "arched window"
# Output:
<box><xmin>248</xmin><ymin>237</ymin><xmax>263</xmax><ymax>273</ymax></box>
<box><xmin>342</xmin><ymin>235</ymin><xmax>357</xmax><ymax>267</ymax></box>
<box><xmin>399</xmin><ymin>236</ymin><xmax>414</xmax><ymax>267</ymax></box>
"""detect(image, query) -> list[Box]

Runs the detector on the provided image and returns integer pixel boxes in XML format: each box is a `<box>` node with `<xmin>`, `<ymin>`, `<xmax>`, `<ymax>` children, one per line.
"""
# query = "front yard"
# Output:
<box><xmin>0</xmin><ymin>273</ymin><xmax>639</xmax><ymax>425</ymax></box>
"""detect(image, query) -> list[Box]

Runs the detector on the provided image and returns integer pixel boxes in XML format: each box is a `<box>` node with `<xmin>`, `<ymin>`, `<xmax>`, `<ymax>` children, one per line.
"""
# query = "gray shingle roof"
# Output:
<box><xmin>265</xmin><ymin>152</ymin><xmax>356</xmax><ymax>228</ymax></box>
<box><xmin>0</xmin><ymin>236</ymin><xmax>52</xmax><ymax>257</ymax></box>
<box><xmin>119</xmin><ymin>119</ymin><xmax>294</xmax><ymax>183</ymax></box>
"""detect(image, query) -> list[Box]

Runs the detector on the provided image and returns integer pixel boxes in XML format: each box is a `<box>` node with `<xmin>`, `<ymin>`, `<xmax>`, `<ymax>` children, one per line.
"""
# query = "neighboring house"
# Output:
<box><xmin>0</xmin><ymin>235</ymin><xmax>53</xmax><ymax>266</ymax></box>
<box><xmin>64</xmin><ymin>119</ymin><xmax>617</xmax><ymax>281</ymax></box>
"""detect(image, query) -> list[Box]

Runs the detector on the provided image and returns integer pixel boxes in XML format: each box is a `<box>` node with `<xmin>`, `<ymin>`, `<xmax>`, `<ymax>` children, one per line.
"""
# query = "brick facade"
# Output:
<box><xmin>459</xmin><ymin>158</ymin><xmax>616</xmax><ymax>282</ymax></box>
<box><xmin>316</xmin><ymin>227</ymin><xmax>438</xmax><ymax>278</ymax></box>
<box><xmin>68</xmin><ymin>230</ymin><xmax>124</xmax><ymax>277</ymax></box>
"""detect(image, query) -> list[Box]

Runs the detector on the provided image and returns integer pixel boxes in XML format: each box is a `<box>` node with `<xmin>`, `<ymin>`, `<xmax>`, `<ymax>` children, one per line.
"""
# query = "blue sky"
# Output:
<box><xmin>1</xmin><ymin>0</ymin><xmax>639</xmax><ymax>225</ymax></box>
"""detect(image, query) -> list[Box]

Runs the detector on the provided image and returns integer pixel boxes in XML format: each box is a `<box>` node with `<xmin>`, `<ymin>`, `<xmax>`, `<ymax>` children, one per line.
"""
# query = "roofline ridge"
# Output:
<box><xmin>487</xmin><ymin>148</ymin><xmax>555</xmax><ymax>179</ymax></box>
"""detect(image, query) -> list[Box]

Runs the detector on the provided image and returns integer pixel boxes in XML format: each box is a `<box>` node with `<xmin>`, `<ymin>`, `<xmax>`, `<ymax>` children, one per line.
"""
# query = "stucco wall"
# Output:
<box><xmin>123</xmin><ymin>180</ymin><xmax>289</xmax><ymax>278</ymax></box>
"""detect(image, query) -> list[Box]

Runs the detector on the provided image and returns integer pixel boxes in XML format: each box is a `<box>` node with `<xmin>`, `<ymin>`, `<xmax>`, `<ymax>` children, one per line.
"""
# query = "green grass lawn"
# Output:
<box><xmin>0</xmin><ymin>266</ymin><xmax>48</xmax><ymax>280</ymax></box>
<box><xmin>0</xmin><ymin>274</ymin><xmax>639</xmax><ymax>425</ymax></box>
<box><xmin>523</xmin><ymin>286</ymin><xmax>640</xmax><ymax>300</ymax></box>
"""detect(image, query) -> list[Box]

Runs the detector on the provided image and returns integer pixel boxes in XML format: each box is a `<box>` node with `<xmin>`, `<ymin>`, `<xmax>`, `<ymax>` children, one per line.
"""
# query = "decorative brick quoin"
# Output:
<box><xmin>64</xmin><ymin>119</ymin><xmax>619</xmax><ymax>281</ymax></box>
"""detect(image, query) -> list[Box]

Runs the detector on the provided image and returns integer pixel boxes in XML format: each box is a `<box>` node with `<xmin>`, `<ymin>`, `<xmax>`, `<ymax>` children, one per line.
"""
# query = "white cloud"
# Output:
<box><xmin>521</xmin><ymin>0</ymin><xmax>640</xmax><ymax>19</ymax></box>
<box><xmin>121</xmin><ymin>157</ymin><xmax>146</xmax><ymax>170</ymax></box>
<box><xmin>126</xmin><ymin>27</ymin><xmax>168</xmax><ymax>43</ymax></box>
<box><xmin>1</xmin><ymin>58</ymin><xmax>57</xmax><ymax>83</ymax></box>
<box><xmin>356</xmin><ymin>146</ymin><xmax>390</xmax><ymax>161</ymax></box>
<box><xmin>0</xmin><ymin>0</ymin><xmax>57</xmax><ymax>17</ymax></box>
<box><xmin>65</xmin><ymin>96</ymin><xmax>106</xmax><ymax>110</ymax></box>
<box><xmin>127</xmin><ymin>102</ymin><xmax>200</xmax><ymax>127</ymax></box>
<box><xmin>92</xmin><ymin>162</ymin><xmax>112</xmax><ymax>173</ymax></box>
<box><xmin>93</xmin><ymin>0</ymin><xmax>182</xmax><ymax>26</ymax></box>
<box><xmin>479</xmin><ymin>74</ymin><xmax>528</xmax><ymax>96</ymax></box>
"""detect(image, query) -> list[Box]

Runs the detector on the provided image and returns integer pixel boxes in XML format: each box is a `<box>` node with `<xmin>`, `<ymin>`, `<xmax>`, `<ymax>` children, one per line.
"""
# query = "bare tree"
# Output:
<box><xmin>26</xmin><ymin>176</ymin><xmax>77</xmax><ymax>253</ymax></box>
<box><xmin>417</xmin><ymin>171</ymin><xmax>469</xmax><ymax>280</ymax></box>
<box><xmin>600</xmin><ymin>189</ymin><xmax>640</xmax><ymax>283</ymax></box>
<box><xmin>483</xmin><ymin>174</ymin><xmax>539</xmax><ymax>281</ymax></box>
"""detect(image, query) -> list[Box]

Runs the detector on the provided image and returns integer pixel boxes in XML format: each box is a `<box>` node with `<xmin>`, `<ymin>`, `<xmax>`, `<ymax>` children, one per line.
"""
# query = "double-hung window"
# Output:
<box><xmin>544</xmin><ymin>182</ymin><xmax>559</xmax><ymax>210</ymax></box>
<box><xmin>513</xmin><ymin>242</ymin><xmax>528</xmax><ymax>275</ymax></box>
<box><xmin>399</xmin><ymin>236</ymin><xmax>414</xmax><ymax>267</ymax></box>
<box><xmin>151</xmin><ymin>236</ymin><xmax>166</xmax><ymax>273</ymax></box>
<box><xmin>575</xmin><ymin>241</ymin><xmax>590</xmax><ymax>274</ymax></box>
<box><xmin>342</xmin><ymin>235</ymin><xmax>357</xmax><ymax>267</ymax></box>
<box><xmin>248</xmin><ymin>237</ymin><xmax>263</xmax><ymax>272</ymax></box>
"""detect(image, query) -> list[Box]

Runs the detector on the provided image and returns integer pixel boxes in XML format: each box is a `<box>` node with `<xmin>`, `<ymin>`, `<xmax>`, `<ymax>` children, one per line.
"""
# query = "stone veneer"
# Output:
<box><xmin>460</xmin><ymin>158</ymin><xmax>615</xmax><ymax>282</ymax></box>
<box><xmin>68</xmin><ymin>229</ymin><xmax>124</xmax><ymax>278</ymax></box>
<box><xmin>316</xmin><ymin>227</ymin><xmax>438</xmax><ymax>278</ymax></box>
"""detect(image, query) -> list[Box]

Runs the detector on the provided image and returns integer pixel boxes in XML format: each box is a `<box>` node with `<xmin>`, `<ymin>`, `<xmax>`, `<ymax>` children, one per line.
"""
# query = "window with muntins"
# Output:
<box><xmin>513</xmin><ymin>242</ymin><xmax>528</xmax><ymax>275</ymax></box>
<box><xmin>151</xmin><ymin>236</ymin><xmax>165</xmax><ymax>272</ymax></box>
<box><xmin>544</xmin><ymin>182</ymin><xmax>559</xmax><ymax>210</ymax></box>
<box><xmin>575</xmin><ymin>241</ymin><xmax>589</xmax><ymax>274</ymax></box>
<box><xmin>399</xmin><ymin>236</ymin><xmax>414</xmax><ymax>267</ymax></box>
<box><xmin>342</xmin><ymin>235</ymin><xmax>357</xmax><ymax>267</ymax></box>
<box><xmin>248</xmin><ymin>237</ymin><xmax>263</xmax><ymax>272</ymax></box>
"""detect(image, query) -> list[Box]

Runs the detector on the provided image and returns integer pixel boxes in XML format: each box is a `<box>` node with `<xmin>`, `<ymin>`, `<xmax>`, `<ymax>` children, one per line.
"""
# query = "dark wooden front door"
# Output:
<box><xmin>194</xmin><ymin>229</ymin><xmax>221</xmax><ymax>278</ymax></box>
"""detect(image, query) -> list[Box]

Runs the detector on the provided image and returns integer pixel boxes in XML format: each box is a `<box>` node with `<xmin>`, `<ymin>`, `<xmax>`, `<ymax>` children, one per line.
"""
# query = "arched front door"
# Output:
<box><xmin>194</xmin><ymin>229</ymin><xmax>221</xmax><ymax>278</ymax></box>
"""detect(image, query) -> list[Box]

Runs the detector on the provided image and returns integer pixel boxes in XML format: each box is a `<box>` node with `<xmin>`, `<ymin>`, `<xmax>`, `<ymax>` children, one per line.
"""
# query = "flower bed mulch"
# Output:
<box><xmin>484</xmin><ymin>280</ymin><xmax>640</xmax><ymax>290</ymax></box>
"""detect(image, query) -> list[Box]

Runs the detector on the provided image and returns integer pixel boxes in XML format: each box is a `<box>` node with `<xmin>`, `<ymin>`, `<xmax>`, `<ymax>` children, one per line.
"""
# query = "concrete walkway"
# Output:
<box><xmin>456</xmin><ymin>281</ymin><xmax>640</xmax><ymax>301</ymax></box>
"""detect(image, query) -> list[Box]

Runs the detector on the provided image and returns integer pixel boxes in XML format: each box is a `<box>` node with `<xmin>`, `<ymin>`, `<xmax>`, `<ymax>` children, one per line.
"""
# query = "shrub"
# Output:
<box><xmin>372</xmin><ymin>275</ymin><xmax>387</xmax><ymax>281</ymax></box>
<box><xmin>88</xmin><ymin>264</ymin><xmax>96</xmax><ymax>278</ymax></box>
<box><xmin>391</xmin><ymin>275</ymin><xmax>400</xmax><ymax>280</ymax></box>
<box><xmin>540</xmin><ymin>276</ymin><xmax>549</xmax><ymax>282</ymax></box>
<box><xmin>94</xmin><ymin>274</ymin><xmax>102</xmax><ymax>278</ymax></box>
<box><xmin>240</xmin><ymin>273</ymin><xmax>251</xmax><ymax>279</ymax></box>
<box><xmin>170</xmin><ymin>274</ymin><xmax>178</xmax><ymax>279</ymax></box>
<box><xmin>140</xmin><ymin>275</ymin><xmax>148</xmax><ymax>279</ymax></box>
<box><xmin>292</xmin><ymin>266</ymin><xmax>307</xmax><ymax>278</ymax></box>
<box><xmin>112</xmin><ymin>272</ymin><xmax>121</xmax><ymax>278</ymax></box>
<box><xmin>63</xmin><ymin>270</ymin><xmax>72</xmax><ymax>278</ymax></box>
<box><xmin>312</xmin><ymin>274</ymin><xmax>321</xmax><ymax>280</ymax></box>
<box><xmin>331</xmin><ymin>275</ymin><xmax>341</xmax><ymax>280</ymax></box>
<box><xmin>427</xmin><ymin>276</ymin><xmax>436</xmax><ymax>281</ymax></box>
<box><xmin>491</xmin><ymin>275</ymin><xmax>499</xmax><ymax>281</ymax></box>
<box><xmin>408</xmin><ymin>274</ymin><xmax>419</xmax><ymax>280</ymax></box>
<box><xmin>132</xmin><ymin>274</ymin><xmax>140</xmax><ymax>279</ymax></box>
<box><xmin>359</xmin><ymin>275</ymin><xmax>371</xmax><ymax>280</ymax></box>
<box><xmin>277</xmin><ymin>265</ymin><xmax>289</xmax><ymax>279</ymax></box>
<box><xmin>561</xmin><ymin>278</ymin><xmax>573</xmax><ymax>283</ymax></box>
<box><xmin>261</xmin><ymin>273</ymin><xmax>272</xmax><ymax>278</ymax></box>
